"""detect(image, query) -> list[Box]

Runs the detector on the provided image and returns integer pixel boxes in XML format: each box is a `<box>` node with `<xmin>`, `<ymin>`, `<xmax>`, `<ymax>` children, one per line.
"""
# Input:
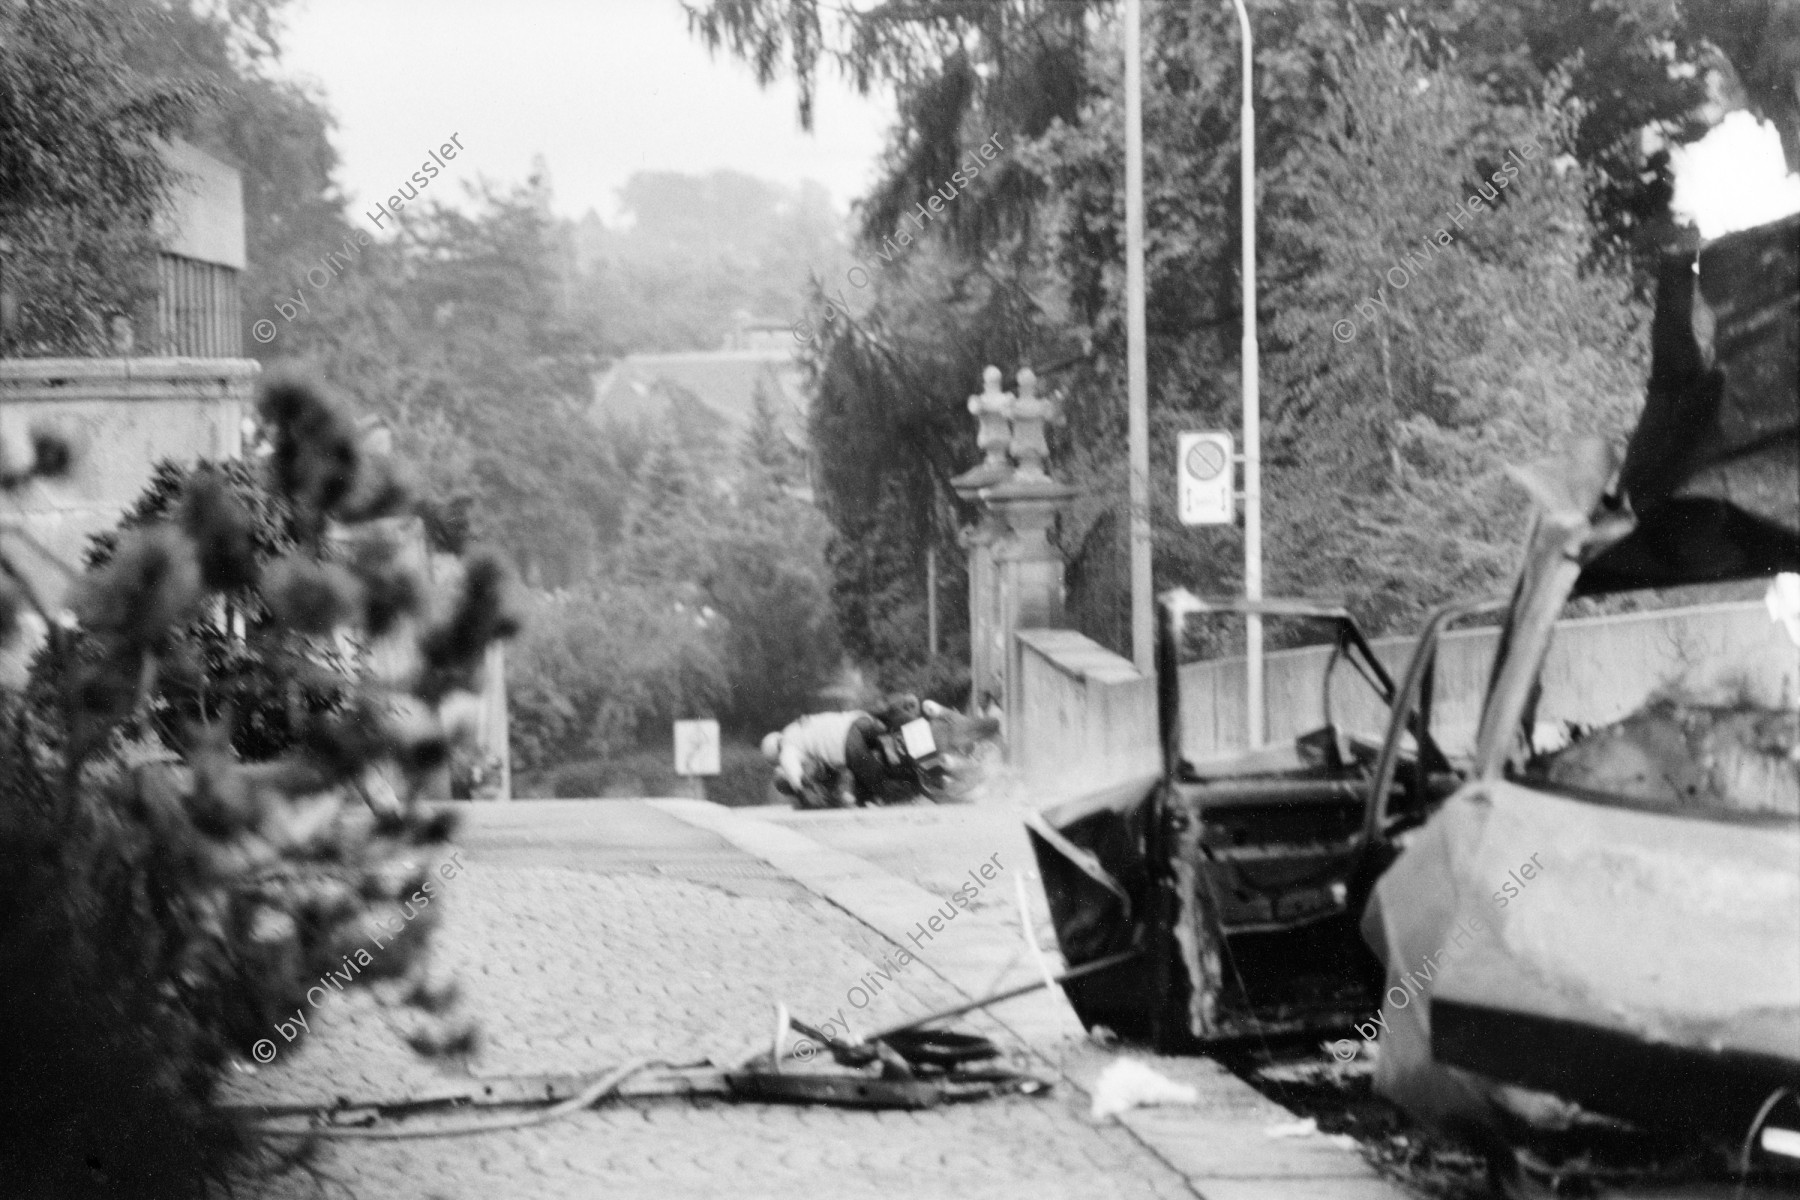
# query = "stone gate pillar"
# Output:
<box><xmin>951</xmin><ymin>367</ymin><xmax>1075</xmax><ymax>748</ymax></box>
<box><xmin>956</xmin><ymin>517</ymin><xmax>1005</xmax><ymax>713</ymax></box>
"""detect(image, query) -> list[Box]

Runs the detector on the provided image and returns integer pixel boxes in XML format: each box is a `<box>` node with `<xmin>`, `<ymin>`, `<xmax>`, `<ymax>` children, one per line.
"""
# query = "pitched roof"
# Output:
<box><xmin>588</xmin><ymin>349</ymin><xmax>808</xmax><ymax>446</ymax></box>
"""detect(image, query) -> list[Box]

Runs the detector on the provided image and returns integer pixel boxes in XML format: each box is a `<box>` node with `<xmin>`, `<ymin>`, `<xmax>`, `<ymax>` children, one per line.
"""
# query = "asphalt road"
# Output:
<box><xmin>457</xmin><ymin>797</ymin><xmax>812</xmax><ymax>900</ymax></box>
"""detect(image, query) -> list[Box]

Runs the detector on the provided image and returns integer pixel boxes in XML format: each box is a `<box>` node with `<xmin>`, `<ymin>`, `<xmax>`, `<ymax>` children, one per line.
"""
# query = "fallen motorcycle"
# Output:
<box><xmin>858</xmin><ymin>710</ymin><xmax>949</xmax><ymax>805</ymax></box>
<box><xmin>770</xmin><ymin>701</ymin><xmax>1000</xmax><ymax>808</ymax></box>
<box><xmin>859</xmin><ymin>703</ymin><xmax>1000</xmax><ymax>806</ymax></box>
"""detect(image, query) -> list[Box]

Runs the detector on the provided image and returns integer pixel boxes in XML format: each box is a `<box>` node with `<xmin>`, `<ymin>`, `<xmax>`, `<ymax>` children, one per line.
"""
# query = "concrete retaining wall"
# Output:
<box><xmin>1015</xmin><ymin>628</ymin><xmax>1159</xmax><ymax>803</ymax></box>
<box><xmin>1016</xmin><ymin>600</ymin><xmax>1795</xmax><ymax>796</ymax></box>
<box><xmin>0</xmin><ymin>356</ymin><xmax>256</xmax><ymax>684</ymax></box>
<box><xmin>1</xmin><ymin>357</ymin><xmax>255</xmax><ymax>593</ymax></box>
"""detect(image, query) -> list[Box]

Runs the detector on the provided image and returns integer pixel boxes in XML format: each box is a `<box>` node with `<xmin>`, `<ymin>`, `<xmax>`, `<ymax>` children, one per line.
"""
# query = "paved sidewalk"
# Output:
<box><xmin>656</xmin><ymin>800</ymin><xmax>1419</xmax><ymax>1200</ymax></box>
<box><xmin>229</xmin><ymin>801</ymin><xmax>1201</xmax><ymax>1200</ymax></box>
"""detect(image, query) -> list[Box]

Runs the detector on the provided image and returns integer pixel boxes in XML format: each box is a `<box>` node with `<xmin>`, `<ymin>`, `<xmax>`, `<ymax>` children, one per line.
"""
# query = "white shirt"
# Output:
<box><xmin>775</xmin><ymin>710</ymin><xmax>867</xmax><ymax>790</ymax></box>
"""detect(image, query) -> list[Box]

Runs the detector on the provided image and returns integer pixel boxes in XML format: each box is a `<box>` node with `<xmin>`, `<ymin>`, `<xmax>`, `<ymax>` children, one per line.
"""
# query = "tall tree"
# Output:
<box><xmin>1261</xmin><ymin>27</ymin><xmax>1647</xmax><ymax>631</ymax></box>
<box><xmin>0</xmin><ymin>0</ymin><xmax>205</xmax><ymax>353</ymax></box>
<box><xmin>685</xmin><ymin>0</ymin><xmax>1098</xmax><ymax>252</ymax></box>
<box><xmin>710</xmin><ymin>409</ymin><xmax>843</xmax><ymax>733</ymax></box>
<box><xmin>617</xmin><ymin>433</ymin><xmax>713</xmax><ymax>587</ymax></box>
<box><xmin>684</xmin><ymin>0</ymin><xmax>1729</xmax><ymax>268</ymax></box>
<box><xmin>691</xmin><ymin>0</ymin><xmax>1685</xmax><ymax>673</ymax></box>
<box><xmin>738</xmin><ymin>380</ymin><xmax>803</xmax><ymax>504</ymax></box>
<box><xmin>111</xmin><ymin>0</ymin><xmax>353</xmax><ymax>352</ymax></box>
<box><xmin>282</xmin><ymin>184</ymin><xmax>622</xmax><ymax>588</ymax></box>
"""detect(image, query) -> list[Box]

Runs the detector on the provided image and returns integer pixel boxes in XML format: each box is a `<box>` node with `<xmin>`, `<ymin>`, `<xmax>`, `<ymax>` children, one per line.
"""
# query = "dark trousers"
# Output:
<box><xmin>843</xmin><ymin>715</ymin><xmax>886</xmax><ymax>804</ymax></box>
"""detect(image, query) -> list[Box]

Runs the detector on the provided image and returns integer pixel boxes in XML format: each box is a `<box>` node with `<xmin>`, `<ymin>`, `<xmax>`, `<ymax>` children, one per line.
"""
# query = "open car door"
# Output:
<box><xmin>1029</xmin><ymin>593</ymin><xmax>1457</xmax><ymax>1048</ymax></box>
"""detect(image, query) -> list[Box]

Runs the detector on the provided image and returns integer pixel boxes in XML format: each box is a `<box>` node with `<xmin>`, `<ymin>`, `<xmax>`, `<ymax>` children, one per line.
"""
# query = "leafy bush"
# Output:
<box><xmin>711</xmin><ymin>741</ymin><xmax>780</xmax><ymax>806</ymax></box>
<box><xmin>507</xmin><ymin>395</ymin><xmax>843</xmax><ymax>781</ymax></box>
<box><xmin>709</xmin><ymin>528</ymin><xmax>843</xmax><ymax>737</ymax></box>
<box><xmin>25</xmin><ymin>458</ymin><xmax>357</xmax><ymax>761</ymax></box>
<box><xmin>0</xmin><ymin>376</ymin><xmax>519</xmax><ymax>1198</ymax></box>
<box><xmin>507</xmin><ymin>584</ymin><xmax>729</xmax><ymax>771</ymax></box>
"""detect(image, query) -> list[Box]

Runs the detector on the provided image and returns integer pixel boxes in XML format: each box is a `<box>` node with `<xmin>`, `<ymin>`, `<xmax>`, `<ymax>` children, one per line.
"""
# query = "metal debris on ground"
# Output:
<box><xmin>724</xmin><ymin>1008</ymin><xmax>1053</xmax><ymax>1110</ymax></box>
<box><xmin>230</xmin><ymin>971</ymin><xmax>1088</xmax><ymax>1140</ymax></box>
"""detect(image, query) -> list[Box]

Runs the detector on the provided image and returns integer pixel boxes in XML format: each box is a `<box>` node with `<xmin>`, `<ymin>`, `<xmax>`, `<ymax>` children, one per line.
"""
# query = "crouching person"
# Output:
<box><xmin>760</xmin><ymin>710</ymin><xmax>886</xmax><ymax>808</ymax></box>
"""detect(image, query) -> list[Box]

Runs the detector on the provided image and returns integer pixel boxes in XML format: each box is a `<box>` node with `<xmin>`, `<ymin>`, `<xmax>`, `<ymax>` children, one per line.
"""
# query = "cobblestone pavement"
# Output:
<box><xmin>664</xmin><ymin>799</ymin><xmax>1421</xmax><ymax>1200</ymax></box>
<box><xmin>230</xmin><ymin>801</ymin><xmax>1201</xmax><ymax>1200</ymax></box>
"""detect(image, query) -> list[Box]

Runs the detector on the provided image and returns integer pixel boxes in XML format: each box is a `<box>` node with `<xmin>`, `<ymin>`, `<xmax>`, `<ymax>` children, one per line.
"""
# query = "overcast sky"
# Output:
<box><xmin>277</xmin><ymin>0</ymin><xmax>892</xmax><ymax>223</ymax></box>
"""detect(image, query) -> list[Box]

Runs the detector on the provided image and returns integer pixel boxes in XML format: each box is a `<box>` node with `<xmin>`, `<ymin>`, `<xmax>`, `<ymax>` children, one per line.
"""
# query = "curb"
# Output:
<box><xmin>644</xmin><ymin>798</ymin><xmax>1082</xmax><ymax>1052</ymax></box>
<box><xmin>647</xmin><ymin>799</ymin><xmax>1417</xmax><ymax>1200</ymax></box>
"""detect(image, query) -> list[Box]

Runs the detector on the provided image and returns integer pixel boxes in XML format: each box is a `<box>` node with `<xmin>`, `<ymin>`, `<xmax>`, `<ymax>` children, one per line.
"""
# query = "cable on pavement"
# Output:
<box><xmin>253</xmin><ymin>1057</ymin><xmax>652</xmax><ymax>1141</ymax></box>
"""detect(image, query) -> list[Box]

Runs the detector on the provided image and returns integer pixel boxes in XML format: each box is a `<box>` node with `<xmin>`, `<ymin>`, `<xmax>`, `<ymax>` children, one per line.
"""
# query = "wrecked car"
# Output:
<box><xmin>1027</xmin><ymin>208</ymin><xmax>1799</xmax><ymax>1183</ymax></box>
<box><xmin>1024</xmin><ymin>593</ymin><xmax>1488</xmax><ymax>1048</ymax></box>
<box><xmin>1363</xmin><ymin>210</ymin><xmax>1800</xmax><ymax>1173</ymax></box>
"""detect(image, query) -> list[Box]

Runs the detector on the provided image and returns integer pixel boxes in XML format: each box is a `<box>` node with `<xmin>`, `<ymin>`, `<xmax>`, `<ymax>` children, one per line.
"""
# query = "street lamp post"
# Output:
<box><xmin>1124</xmin><ymin>0</ymin><xmax>1153</xmax><ymax>674</ymax></box>
<box><xmin>1229</xmin><ymin>0</ymin><xmax>1264</xmax><ymax>746</ymax></box>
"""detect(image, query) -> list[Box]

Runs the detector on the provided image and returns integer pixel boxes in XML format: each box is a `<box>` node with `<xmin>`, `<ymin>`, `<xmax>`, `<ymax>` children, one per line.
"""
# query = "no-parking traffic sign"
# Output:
<box><xmin>1178</xmin><ymin>431</ymin><xmax>1234</xmax><ymax>525</ymax></box>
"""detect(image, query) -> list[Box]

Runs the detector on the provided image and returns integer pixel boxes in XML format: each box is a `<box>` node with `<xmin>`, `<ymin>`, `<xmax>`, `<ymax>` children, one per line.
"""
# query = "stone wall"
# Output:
<box><xmin>0</xmin><ymin>356</ymin><xmax>255</xmax><ymax>608</ymax></box>
<box><xmin>1015</xmin><ymin>628</ymin><xmax>1159</xmax><ymax>804</ymax></box>
<box><xmin>1015</xmin><ymin>600</ymin><xmax>1794</xmax><ymax>801</ymax></box>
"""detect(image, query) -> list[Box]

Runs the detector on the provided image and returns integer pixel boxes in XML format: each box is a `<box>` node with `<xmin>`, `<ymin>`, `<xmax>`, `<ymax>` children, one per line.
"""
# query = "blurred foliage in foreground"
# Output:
<box><xmin>0</xmin><ymin>376</ymin><xmax>518</xmax><ymax>1199</ymax></box>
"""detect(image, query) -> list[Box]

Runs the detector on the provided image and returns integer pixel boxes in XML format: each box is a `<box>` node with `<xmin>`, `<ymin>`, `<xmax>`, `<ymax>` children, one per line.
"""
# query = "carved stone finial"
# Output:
<box><xmin>968</xmin><ymin>365</ymin><xmax>1015</xmax><ymax>470</ymax></box>
<box><xmin>1007</xmin><ymin>367</ymin><xmax>1060</xmax><ymax>480</ymax></box>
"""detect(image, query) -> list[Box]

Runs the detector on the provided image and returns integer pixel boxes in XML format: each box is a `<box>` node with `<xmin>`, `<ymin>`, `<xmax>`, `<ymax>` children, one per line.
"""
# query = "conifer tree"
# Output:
<box><xmin>617</xmin><ymin>433</ymin><xmax>713</xmax><ymax>587</ymax></box>
<box><xmin>1262</xmin><ymin>28</ymin><xmax>1646</xmax><ymax>630</ymax></box>
<box><xmin>738</xmin><ymin>380</ymin><xmax>803</xmax><ymax>509</ymax></box>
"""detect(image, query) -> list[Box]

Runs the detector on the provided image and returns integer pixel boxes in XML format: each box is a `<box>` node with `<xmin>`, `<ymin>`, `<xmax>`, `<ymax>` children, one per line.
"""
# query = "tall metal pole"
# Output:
<box><xmin>926</xmin><ymin>542</ymin><xmax>939</xmax><ymax>657</ymax></box>
<box><xmin>1230</xmin><ymin>0</ymin><xmax>1264</xmax><ymax>746</ymax></box>
<box><xmin>1124</xmin><ymin>0</ymin><xmax>1153</xmax><ymax>674</ymax></box>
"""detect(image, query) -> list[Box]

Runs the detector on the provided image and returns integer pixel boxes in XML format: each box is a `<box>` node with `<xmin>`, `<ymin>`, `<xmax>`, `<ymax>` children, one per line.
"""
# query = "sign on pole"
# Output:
<box><xmin>673</xmin><ymin>719</ymin><xmax>721</xmax><ymax>777</ymax></box>
<box><xmin>1178</xmin><ymin>432</ymin><xmax>1234</xmax><ymax>525</ymax></box>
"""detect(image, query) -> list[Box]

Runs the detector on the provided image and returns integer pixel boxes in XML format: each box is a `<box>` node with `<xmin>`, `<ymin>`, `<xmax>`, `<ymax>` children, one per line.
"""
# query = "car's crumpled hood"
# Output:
<box><xmin>1361</xmin><ymin>779</ymin><xmax>1800</xmax><ymax>1140</ymax></box>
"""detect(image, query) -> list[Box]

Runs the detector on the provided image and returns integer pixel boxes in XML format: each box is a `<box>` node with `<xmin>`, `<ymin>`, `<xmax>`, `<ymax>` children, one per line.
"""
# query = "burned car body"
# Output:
<box><xmin>1364</xmin><ymin>211</ymin><xmax>1800</xmax><ymax>1160</ymax></box>
<box><xmin>1026</xmin><ymin>595</ymin><xmax>1472</xmax><ymax>1048</ymax></box>
<box><xmin>1027</xmin><ymin>210</ymin><xmax>1799</xmax><ymax>1170</ymax></box>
